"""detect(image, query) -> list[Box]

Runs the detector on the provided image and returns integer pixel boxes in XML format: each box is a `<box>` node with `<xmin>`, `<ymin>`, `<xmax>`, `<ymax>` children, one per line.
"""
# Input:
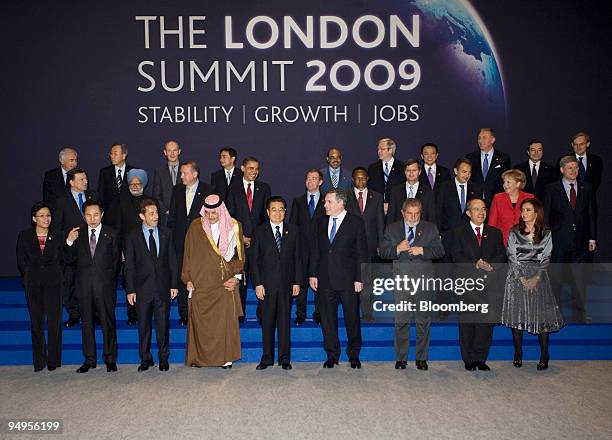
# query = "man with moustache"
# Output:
<box><xmin>320</xmin><ymin>147</ymin><xmax>352</xmax><ymax>194</ymax></box>
<box><xmin>379</xmin><ymin>198</ymin><xmax>445</xmax><ymax>370</ymax></box>
<box><xmin>309</xmin><ymin>189</ymin><xmax>368</xmax><ymax>369</ymax></box>
<box><xmin>65</xmin><ymin>200</ymin><xmax>120</xmax><ymax>373</ymax></box>
<box><xmin>251</xmin><ymin>196</ymin><xmax>302</xmax><ymax>370</ymax></box>
<box><xmin>124</xmin><ymin>198</ymin><xmax>178</xmax><ymax>372</ymax></box>
<box><xmin>53</xmin><ymin>168</ymin><xmax>99</xmax><ymax>327</ymax></box>
<box><xmin>465</xmin><ymin>128</ymin><xmax>511</xmax><ymax>205</ymax></box>
<box><xmin>346</xmin><ymin>167</ymin><xmax>384</xmax><ymax>321</ymax></box>
<box><xmin>42</xmin><ymin>147</ymin><xmax>78</xmax><ymax>206</ymax></box>
<box><xmin>367</xmin><ymin>138</ymin><xmax>405</xmax><ymax>216</ymax></box>
<box><xmin>289</xmin><ymin>169</ymin><xmax>325</xmax><ymax>325</ymax></box>
<box><xmin>152</xmin><ymin>140</ymin><xmax>182</xmax><ymax>226</ymax></box>
<box><xmin>514</xmin><ymin>139</ymin><xmax>558</xmax><ymax>201</ymax></box>
<box><xmin>97</xmin><ymin>143</ymin><xmax>135</xmax><ymax>211</ymax></box>
<box><xmin>168</xmin><ymin>161</ymin><xmax>214</xmax><ymax>325</ymax></box>
<box><xmin>210</xmin><ymin>147</ymin><xmax>243</xmax><ymax>201</ymax></box>
<box><xmin>386</xmin><ymin>159</ymin><xmax>436</xmax><ymax>224</ymax></box>
<box><xmin>450</xmin><ymin>198</ymin><xmax>506</xmax><ymax>372</ymax></box>
<box><xmin>226</xmin><ymin>156</ymin><xmax>272</xmax><ymax>323</ymax></box>
<box><xmin>419</xmin><ymin>143</ymin><xmax>451</xmax><ymax>191</ymax></box>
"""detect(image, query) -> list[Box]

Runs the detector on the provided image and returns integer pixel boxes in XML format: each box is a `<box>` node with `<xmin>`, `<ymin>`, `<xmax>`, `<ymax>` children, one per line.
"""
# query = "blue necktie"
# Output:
<box><xmin>578</xmin><ymin>157</ymin><xmax>586</xmax><ymax>180</ymax></box>
<box><xmin>460</xmin><ymin>185</ymin><xmax>466</xmax><ymax>214</ymax></box>
<box><xmin>275</xmin><ymin>225</ymin><xmax>282</xmax><ymax>251</ymax></box>
<box><xmin>308</xmin><ymin>194</ymin><xmax>315</xmax><ymax>218</ymax></box>
<box><xmin>383</xmin><ymin>162</ymin><xmax>390</xmax><ymax>183</ymax></box>
<box><xmin>482</xmin><ymin>153</ymin><xmax>489</xmax><ymax>180</ymax></box>
<box><xmin>78</xmin><ymin>193</ymin><xmax>84</xmax><ymax>213</ymax></box>
<box><xmin>407</xmin><ymin>226</ymin><xmax>414</xmax><ymax>245</ymax></box>
<box><xmin>329</xmin><ymin>217</ymin><xmax>337</xmax><ymax>243</ymax></box>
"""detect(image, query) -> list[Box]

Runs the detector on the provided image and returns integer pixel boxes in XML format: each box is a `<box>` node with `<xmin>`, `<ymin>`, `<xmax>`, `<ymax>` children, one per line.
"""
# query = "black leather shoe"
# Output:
<box><xmin>47</xmin><ymin>366</ymin><xmax>57</xmax><ymax>372</ymax></box>
<box><xmin>220</xmin><ymin>364</ymin><xmax>232</xmax><ymax>369</ymax></box>
<box><xmin>294</xmin><ymin>316</ymin><xmax>305</xmax><ymax>325</ymax></box>
<box><xmin>416</xmin><ymin>360</ymin><xmax>428</xmax><ymax>370</ymax></box>
<box><xmin>34</xmin><ymin>366</ymin><xmax>44</xmax><ymax>372</ymax></box>
<box><xmin>76</xmin><ymin>363</ymin><xmax>95</xmax><ymax>373</ymax></box>
<box><xmin>395</xmin><ymin>360</ymin><xmax>407</xmax><ymax>370</ymax></box>
<box><xmin>106</xmin><ymin>362</ymin><xmax>118</xmax><ymax>372</ymax></box>
<box><xmin>238</xmin><ymin>316</ymin><xmax>245</xmax><ymax>324</ymax></box>
<box><xmin>475</xmin><ymin>362</ymin><xmax>490</xmax><ymax>371</ymax></box>
<box><xmin>159</xmin><ymin>361</ymin><xmax>169</xmax><ymax>371</ymax></box>
<box><xmin>537</xmin><ymin>354</ymin><xmax>550</xmax><ymax>371</ymax></box>
<box><xmin>464</xmin><ymin>362</ymin><xmax>475</xmax><ymax>371</ymax></box>
<box><xmin>349</xmin><ymin>358</ymin><xmax>362</xmax><ymax>369</ymax></box>
<box><xmin>281</xmin><ymin>363</ymin><xmax>292</xmax><ymax>370</ymax></box>
<box><xmin>64</xmin><ymin>317</ymin><xmax>80</xmax><ymax>327</ymax></box>
<box><xmin>256</xmin><ymin>363</ymin><xmax>269</xmax><ymax>370</ymax></box>
<box><xmin>323</xmin><ymin>359</ymin><xmax>335</xmax><ymax>368</ymax></box>
<box><xmin>94</xmin><ymin>316</ymin><xmax>101</xmax><ymax>326</ymax></box>
<box><xmin>127</xmin><ymin>317</ymin><xmax>138</xmax><ymax>326</ymax></box>
<box><xmin>178</xmin><ymin>317</ymin><xmax>187</xmax><ymax>326</ymax></box>
<box><xmin>313</xmin><ymin>315</ymin><xmax>321</xmax><ymax>325</ymax></box>
<box><xmin>138</xmin><ymin>362</ymin><xmax>150</xmax><ymax>372</ymax></box>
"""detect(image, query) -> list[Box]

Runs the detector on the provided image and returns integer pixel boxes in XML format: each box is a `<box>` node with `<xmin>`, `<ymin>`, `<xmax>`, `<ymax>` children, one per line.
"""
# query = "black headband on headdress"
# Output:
<box><xmin>203</xmin><ymin>194</ymin><xmax>223</xmax><ymax>209</ymax></box>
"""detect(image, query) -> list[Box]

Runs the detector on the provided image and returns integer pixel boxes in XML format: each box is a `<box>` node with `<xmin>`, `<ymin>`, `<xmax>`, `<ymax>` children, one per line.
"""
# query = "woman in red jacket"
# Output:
<box><xmin>488</xmin><ymin>169</ymin><xmax>534</xmax><ymax>246</ymax></box>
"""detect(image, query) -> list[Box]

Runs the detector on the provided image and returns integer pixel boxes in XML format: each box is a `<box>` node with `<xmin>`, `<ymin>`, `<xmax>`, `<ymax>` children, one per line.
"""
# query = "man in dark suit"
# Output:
<box><xmin>320</xmin><ymin>147</ymin><xmax>352</xmax><ymax>194</ymax></box>
<box><xmin>53</xmin><ymin>168</ymin><xmax>99</xmax><ymax>327</ymax></box>
<box><xmin>210</xmin><ymin>147</ymin><xmax>243</xmax><ymax>201</ymax></box>
<box><xmin>379</xmin><ymin>198</ymin><xmax>445</xmax><ymax>370</ymax></box>
<box><xmin>570</xmin><ymin>131</ymin><xmax>603</xmax><ymax>194</ymax></box>
<box><xmin>465</xmin><ymin>128</ymin><xmax>511</xmax><ymax>205</ymax></box>
<box><xmin>152</xmin><ymin>140</ymin><xmax>181</xmax><ymax>226</ymax></box>
<box><xmin>289</xmin><ymin>169</ymin><xmax>325</xmax><ymax>325</ymax></box>
<box><xmin>65</xmin><ymin>200</ymin><xmax>120</xmax><ymax>373</ymax></box>
<box><xmin>309</xmin><ymin>189</ymin><xmax>368</xmax><ymax>369</ymax></box>
<box><xmin>346</xmin><ymin>167</ymin><xmax>385</xmax><ymax>321</ymax></box>
<box><xmin>419</xmin><ymin>143</ymin><xmax>451</xmax><ymax>191</ymax></box>
<box><xmin>42</xmin><ymin>147</ymin><xmax>78</xmax><ymax>206</ymax></box>
<box><xmin>124</xmin><ymin>198</ymin><xmax>178</xmax><ymax>372</ymax></box>
<box><xmin>97</xmin><ymin>143</ymin><xmax>135</xmax><ymax>211</ymax></box>
<box><xmin>387</xmin><ymin>158</ymin><xmax>436</xmax><ymax>224</ymax></box>
<box><xmin>450</xmin><ymin>198</ymin><xmax>506</xmax><ymax>371</ymax></box>
<box><xmin>226</xmin><ymin>156</ymin><xmax>272</xmax><ymax>323</ymax></box>
<box><xmin>514</xmin><ymin>139</ymin><xmax>558</xmax><ymax>201</ymax></box>
<box><xmin>168</xmin><ymin>160</ymin><xmax>214</xmax><ymax>325</ymax></box>
<box><xmin>544</xmin><ymin>155</ymin><xmax>597</xmax><ymax>322</ymax></box>
<box><xmin>367</xmin><ymin>138</ymin><xmax>405</xmax><ymax>216</ymax></box>
<box><xmin>251</xmin><ymin>196</ymin><xmax>303</xmax><ymax>371</ymax></box>
<box><xmin>435</xmin><ymin>158</ymin><xmax>483</xmax><ymax>256</ymax></box>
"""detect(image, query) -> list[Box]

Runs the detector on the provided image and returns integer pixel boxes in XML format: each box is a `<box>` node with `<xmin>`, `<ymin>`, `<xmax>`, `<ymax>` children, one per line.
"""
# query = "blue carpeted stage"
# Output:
<box><xmin>1</xmin><ymin>277</ymin><xmax>612</xmax><ymax>365</ymax></box>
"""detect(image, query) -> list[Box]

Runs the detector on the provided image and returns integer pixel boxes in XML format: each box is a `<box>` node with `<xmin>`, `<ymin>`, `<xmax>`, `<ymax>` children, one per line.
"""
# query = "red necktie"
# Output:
<box><xmin>569</xmin><ymin>183</ymin><xmax>577</xmax><ymax>210</ymax></box>
<box><xmin>358</xmin><ymin>191</ymin><xmax>364</xmax><ymax>215</ymax></box>
<box><xmin>246</xmin><ymin>183</ymin><xmax>253</xmax><ymax>212</ymax></box>
<box><xmin>475</xmin><ymin>226</ymin><xmax>482</xmax><ymax>247</ymax></box>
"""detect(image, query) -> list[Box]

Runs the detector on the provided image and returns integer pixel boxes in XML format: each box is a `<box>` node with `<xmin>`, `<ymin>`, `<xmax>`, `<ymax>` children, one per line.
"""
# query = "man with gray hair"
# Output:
<box><xmin>309</xmin><ymin>188</ymin><xmax>368</xmax><ymax>369</ymax></box>
<box><xmin>379</xmin><ymin>198</ymin><xmax>444</xmax><ymax>371</ymax></box>
<box><xmin>42</xmin><ymin>147</ymin><xmax>78</xmax><ymax>206</ymax></box>
<box><xmin>367</xmin><ymin>138</ymin><xmax>405</xmax><ymax>215</ymax></box>
<box><xmin>98</xmin><ymin>143</ymin><xmax>135</xmax><ymax>211</ymax></box>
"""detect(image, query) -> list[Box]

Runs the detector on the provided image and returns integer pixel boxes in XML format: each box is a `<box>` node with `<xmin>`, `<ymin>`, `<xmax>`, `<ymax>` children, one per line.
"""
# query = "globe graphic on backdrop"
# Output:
<box><xmin>410</xmin><ymin>0</ymin><xmax>507</xmax><ymax>122</ymax></box>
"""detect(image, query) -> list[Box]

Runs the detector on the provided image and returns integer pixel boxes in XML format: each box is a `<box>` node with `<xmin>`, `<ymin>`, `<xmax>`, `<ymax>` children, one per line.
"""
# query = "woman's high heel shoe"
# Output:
<box><xmin>537</xmin><ymin>354</ymin><xmax>550</xmax><ymax>371</ymax></box>
<box><xmin>513</xmin><ymin>352</ymin><xmax>522</xmax><ymax>368</ymax></box>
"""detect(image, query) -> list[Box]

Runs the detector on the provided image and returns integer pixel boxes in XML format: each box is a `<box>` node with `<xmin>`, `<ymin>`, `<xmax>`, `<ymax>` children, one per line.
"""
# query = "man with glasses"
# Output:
<box><xmin>367</xmin><ymin>138</ymin><xmax>405</xmax><ymax>217</ymax></box>
<box><xmin>153</xmin><ymin>140</ymin><xmax>182</xmax><ymax>226</ymax></box>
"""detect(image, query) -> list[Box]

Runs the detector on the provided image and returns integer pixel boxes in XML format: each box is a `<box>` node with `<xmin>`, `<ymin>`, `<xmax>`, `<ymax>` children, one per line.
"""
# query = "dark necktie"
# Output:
<box><xmin>148</xmin><ymin>228</ymin><xmax>157</xmax><ymax>259</ymax></box>
<box><xmin>89</xmin><ymin>229</ymin><xmax>97</xmax><ymax>258</ymax></box>
<box><xmin>246</xmin><ymin>183</ymin><xmax>253</xmax><ymax>212</ymax></box>
<box><xmin>531</xmin><ymin>163</ymin><xmax>538</xmax><ymax>187</ymax></box>
<box><xmin>358</xmin><ymin>191</ymin><xmax>364</xmax><ymax>214</ymax></box>
<box><xmin>475</xmin><ymin>226</ymin><xmax>482</xmax><ymax>247</ymax></box>
<box><xmin>460</xmin><ymin>184</ymin><xmax>466</xmax><ymax>214</ymax></box>
<box><xmin>427</xmin><ymin>167</ymin><xmax>434</xmax><ymax>188</ymax></box>
<box><xmin>482</xmin><ymin>153</ymin><xmax>489</xmax><ymax>180</ymax></box>
<box><xmin>308</xmin><ymin>194</ymin><xmax>315</xmax><ymax>218</ymax></box>
<box><xmin>578</xmin><ymin>157</ymin><xmax>586</xmax><ymax>180</ymax></box>
<box><xmin>329</xmin><ymin>218</ymin><xmax>337</xmax><ymax>243</ymax></box>
<box><xmin>407</xmin><ymin>226</ymin><xmax>414</xmax><ymax>245</ymax></box>
<box><xmin>383</xmin><ymin>162</ymin><xmax>389</xmax><ymax>183</ymax></box>
<box><xmin>117</xmin><ymin>169</ymin><xmax>123</xmax><ymax>191</ymax></box>
<box><xmin>171</xmin><ymin>165</ymin><xmax>177</xmax><ymax>186</ymax></box>
<box><xmin>569</xmin><ymin>183</ymin><xmax>577</xmax><ymax>209</ymax></box>
<box><xmin>275</xmin><ymin>225</ymin><xmax>282</xmax><ymax>251</ymax></box>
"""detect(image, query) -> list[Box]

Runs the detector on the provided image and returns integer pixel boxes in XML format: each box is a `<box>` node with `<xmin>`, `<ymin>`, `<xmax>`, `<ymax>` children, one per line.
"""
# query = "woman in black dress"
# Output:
<box><xmin>16</xmin><ymin>202</ymin><xmax>65</xmax><ymax>371</ymax></box>
<box><xmin>501</xmin><ymin>198</ymin><xmax>564</xmax><ymax>370</ymax></box>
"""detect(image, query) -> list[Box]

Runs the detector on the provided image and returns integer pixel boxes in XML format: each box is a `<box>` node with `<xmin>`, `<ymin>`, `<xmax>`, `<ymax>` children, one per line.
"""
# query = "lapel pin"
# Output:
<box><xmin>483</xmin><ymin>234</ymin><xmax>488</xmax><ymax>238</ymax></box>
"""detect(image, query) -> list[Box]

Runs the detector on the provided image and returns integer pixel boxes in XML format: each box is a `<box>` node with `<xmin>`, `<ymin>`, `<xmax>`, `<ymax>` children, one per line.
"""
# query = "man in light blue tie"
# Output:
<box><xmin>320</xmin><ymin>147</ymin><xmax>352</xmax><ymax>194</ymax></box>
<box><xmin>379</xmin><ymin>198</ymin><xmax>444</xmax><ymax>371</ymax></box>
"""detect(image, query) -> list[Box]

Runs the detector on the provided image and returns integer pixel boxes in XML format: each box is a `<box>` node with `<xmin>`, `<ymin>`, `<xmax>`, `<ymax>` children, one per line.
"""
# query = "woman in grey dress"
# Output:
<box><xmin>501</xmin><ymin>198</ymin><xmax>564</xmax><ymax>370</ymax></box>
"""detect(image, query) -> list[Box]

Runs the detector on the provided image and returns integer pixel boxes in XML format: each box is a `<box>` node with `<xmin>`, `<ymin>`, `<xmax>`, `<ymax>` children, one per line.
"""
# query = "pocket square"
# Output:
<box><xmin>494</xmin><ymin>164</ymin><xmax>501</xmax><ymax>168</ymax></box>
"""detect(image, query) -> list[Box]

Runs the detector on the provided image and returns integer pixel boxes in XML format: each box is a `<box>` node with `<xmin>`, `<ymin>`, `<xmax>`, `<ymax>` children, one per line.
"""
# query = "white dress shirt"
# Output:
<box><xmin>354</xmin><ymin>188</ymin><xmax>368</xmax><ymax>211</ymax></box>
<box><xmin>328</xmin><ymin>209</ymin><xmax>347</xmax><ymax>239</ymax></box>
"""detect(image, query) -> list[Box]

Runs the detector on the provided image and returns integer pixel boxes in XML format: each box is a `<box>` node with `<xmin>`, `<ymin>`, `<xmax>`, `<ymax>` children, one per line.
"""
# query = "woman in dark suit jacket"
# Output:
<box><xmin>488</xmin><ymin>169</ymin><xmax>534</xmax><ymax>246</ymax></box>
<box><xmin>16</xmin><ymin>202</ymin><xmax>65</xmax><ymax>371</ymax></box>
